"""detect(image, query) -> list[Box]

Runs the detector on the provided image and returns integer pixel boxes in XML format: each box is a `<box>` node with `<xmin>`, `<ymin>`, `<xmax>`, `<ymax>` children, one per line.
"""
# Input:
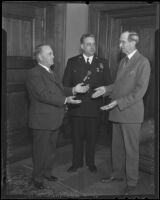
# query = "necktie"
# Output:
<box><xmin>123</xmin><ymin>56</ymin><xmax>129</xmax><ymax>69</ymax></box>
<box><xmin>48</xmin><ymin>67</ymin><xmax>55</xmax><ymax>80</ymax></box>
<box><xmin>87</xmin><ymin>58</ymin><xmax>90</xmax><ymax>65</ymax></box>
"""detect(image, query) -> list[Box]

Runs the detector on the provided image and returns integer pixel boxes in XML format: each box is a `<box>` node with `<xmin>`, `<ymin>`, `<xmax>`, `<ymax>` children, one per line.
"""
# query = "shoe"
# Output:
<box><xmin>101</xmin><ymin>176</ymin><xmax>124</xmax><ymax>183</ymax></box>
<box><xmin>44</xmin><ymin>175</ymin><xmax>58</xmax><ymax>182</ymax></box>
<box><xmin>88</xmin><ymin>166</ymin><xmax>97</xmax><ymax>172</ymax></box>
<box><xmin>67</xmin><ymin>166</ymin><xmax>82</xmax><ymax>173</ymax></box>
<box><xmin>32</xmin><ymin>181</ymin><xmax>44</xmax><ymax>190</ymax></box>
<box><xmin>124</xmin><ymin>185</ymin><xmax>136</xmax><ymax>195</ymax></box>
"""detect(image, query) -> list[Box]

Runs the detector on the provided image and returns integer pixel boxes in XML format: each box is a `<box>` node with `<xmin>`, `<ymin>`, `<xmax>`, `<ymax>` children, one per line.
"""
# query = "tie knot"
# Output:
<box><xmin>87</xmin><ymin>58</ymin><xmax>90</xmax><ymax>63</ymax></box>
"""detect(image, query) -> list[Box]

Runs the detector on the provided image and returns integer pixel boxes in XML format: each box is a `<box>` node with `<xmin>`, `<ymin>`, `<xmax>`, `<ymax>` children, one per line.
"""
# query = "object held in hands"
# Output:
<box><xmin>83</xmin><ymin>70</ymin><xmax>92</xmax><ymax>83</ymax></box>
<box><xmin>73</xmin><ymin>83</ymin><xmax>89</xmax><ymax>94</ymax></box>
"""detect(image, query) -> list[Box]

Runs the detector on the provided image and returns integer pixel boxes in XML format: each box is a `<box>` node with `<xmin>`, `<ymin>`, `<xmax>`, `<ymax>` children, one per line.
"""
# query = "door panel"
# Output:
<box><xmin>2</xmin><ymin>2</ymin><xmax>44</xmax><ymax>163</ymax></box>
<box><xmin>94</xmin><ymin>5</ymin><xmax>157</xmax><ymax>174</ymax></box>
<box><xmin>98</xmin><ymin>10</ymin><xmax>156</xmax><ymax>120</ymax></box>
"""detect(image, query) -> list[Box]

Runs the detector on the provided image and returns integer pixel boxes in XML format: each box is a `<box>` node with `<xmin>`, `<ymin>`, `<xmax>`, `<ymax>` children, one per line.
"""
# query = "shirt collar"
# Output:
<box><xmin>38</xmin><ymin>63</ymin><xmax>50</xmax><ymax>72</ymax></box>
<box><xmin>83</xmin><ymin>54</ymin><xmax>94</xmax><ymax>64</ymax></box>
<box><xmin>127</xmin><ymin>49</ymin><xmax>137</xmax><ymax>60</ymax></box>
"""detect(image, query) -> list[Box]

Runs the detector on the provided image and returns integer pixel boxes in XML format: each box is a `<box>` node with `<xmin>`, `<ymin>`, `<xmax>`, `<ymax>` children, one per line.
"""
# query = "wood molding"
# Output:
<box><xmin>2</xmin><ymin>2</ymin><xmax>36</xmax><ymax>18</ymax></box>
<box><xmin>7</xmin><ymin>56</ymin><xmax>35</xmax><ymax>69</ymax></box>
<box><xmin>7</xmin><ymin>84</ymin><xmax>27</xmax><ymax>93</ymax></box>
<box><xmin>89</xmin><ymin>4</ymin><xmax>157</xmax><ymax>49</ymax></box>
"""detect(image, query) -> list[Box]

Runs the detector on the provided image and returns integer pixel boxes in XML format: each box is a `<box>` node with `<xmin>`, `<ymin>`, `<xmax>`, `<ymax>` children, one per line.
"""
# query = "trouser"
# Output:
<box><xmin>111</xmin><ymin>122</ymin><xmax>141</xmax><ymax>186</ymax></box>
<box><xmin>70</xmin><ymin>116</ymin><xmax>100</xmax><ymax>167</ymax></box>
<box><xmin>32</xmin><ymin>129</ymin><xmax>58</xmax><ymax>182</ymax></box>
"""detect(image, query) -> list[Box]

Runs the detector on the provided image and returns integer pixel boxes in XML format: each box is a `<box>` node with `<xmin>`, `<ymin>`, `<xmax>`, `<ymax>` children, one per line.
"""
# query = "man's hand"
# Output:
<box><xmin>100</xmin><ymin>100</ymin><xmax>117</xmax><ymax>111</ymax></box>
<box><xmin>72</xmin><ymin>83</ymin><xmax>89</xmax><ymax>94</ymax></box>
<box><xmin>91</xmin><ymin>86</ymin><xmax>106</xmax><ymax>98</ymax></box>
<box><xmin>66</xmin><ymin>96</ymin><xmax>82</xmax><ymax>104</ymax></box>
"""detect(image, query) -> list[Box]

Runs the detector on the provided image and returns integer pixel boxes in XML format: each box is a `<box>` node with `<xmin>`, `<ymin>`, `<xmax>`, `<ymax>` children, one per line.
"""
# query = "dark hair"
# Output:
<box><xmin>34</xmin><ymin>44</ymin><xmax>52</xmax><ymax>61</ymax></box>
<box><xmin>80</xmin><ymin>33</ymin><xmax>95</xmax><ymax>44</ymax></box>
<box><xmin>128</xmin><ymin>31</ymin><xmax>139</xmax><ymax>44</ymax></box>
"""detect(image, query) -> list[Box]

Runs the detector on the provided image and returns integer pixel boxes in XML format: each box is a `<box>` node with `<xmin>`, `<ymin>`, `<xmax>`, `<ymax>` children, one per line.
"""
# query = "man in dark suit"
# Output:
<box><xmin>92</xmin><ymin>31</ymin><xmax>151</xmax><ymax>194</ymax></box>
<box><xmin>63</xmin><ymin>33</ymin><xmax>111</xmax><ymax>173</ymax></box>
<box><xmin>26</xmin><ymin>44</ymin><xmax>89</xmax><ymax>189</ymax></box>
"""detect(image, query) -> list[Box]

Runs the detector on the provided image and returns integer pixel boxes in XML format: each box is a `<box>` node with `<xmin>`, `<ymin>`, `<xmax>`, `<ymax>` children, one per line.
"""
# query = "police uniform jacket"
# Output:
<box><xmin>63</xmin><ymin>54</ymin><xmax>111</xmax><ymax>117</ymax></box>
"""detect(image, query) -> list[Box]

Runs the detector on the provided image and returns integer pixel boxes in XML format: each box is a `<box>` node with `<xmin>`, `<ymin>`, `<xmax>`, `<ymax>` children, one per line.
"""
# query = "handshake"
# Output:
<box><xmin>66</xmin><ymin>83</ymin><xmax>89</xmax><ymax>104</ymax></box>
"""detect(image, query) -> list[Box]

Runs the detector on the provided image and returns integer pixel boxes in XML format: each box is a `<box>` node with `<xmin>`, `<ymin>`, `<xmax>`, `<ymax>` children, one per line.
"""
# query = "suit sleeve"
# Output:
<box><xmin>117</xmin><ymin>59</ymin><xmax>151</xmax><ymax>111</ymax></box>
<box><xmin>63</xmin><ymin>59</ymin><xmax>74</xmax><ymax>96</ymax></box>
<box><xmin>63</xmin><ymin>59</ymin><xmax>73</xmax><ymax>87</ymax></box>
<box><xmin>26</xmin><ymin>70</ymin><xmax>66</xmax><ymax>107</ymax></box>
<box><xmin>102</xmin><ymin>59</ymin><xmax>113</xmax><ymax>98</ymax></box>
<box><xmin>103</xmin><ymin>59</ymin><xmax>112</xmax><ymax>86</ymax></box>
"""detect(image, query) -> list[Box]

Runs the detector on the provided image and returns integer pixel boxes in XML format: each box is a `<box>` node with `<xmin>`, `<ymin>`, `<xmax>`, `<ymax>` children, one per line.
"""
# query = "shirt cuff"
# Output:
<box><xmin>64</xmin><ymin>97</ymin><xmax>67</xmax><ymax>104</ymax></box>
<box><xmin>72</xmin><ymin>87</ymin><xmax>76</xmax><ymax>95</ymax></box>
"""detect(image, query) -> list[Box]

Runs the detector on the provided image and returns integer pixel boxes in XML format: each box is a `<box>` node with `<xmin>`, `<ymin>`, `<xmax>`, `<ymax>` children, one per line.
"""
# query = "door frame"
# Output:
<box><xmin>88</xmin><ymin>4</ymin><xmax>158</xmax><ymax>58</ymax></box>
<box><xmin>88</xmin><ymin>3</ymin><xmax>159</xmax><ymax>181</ymax></box>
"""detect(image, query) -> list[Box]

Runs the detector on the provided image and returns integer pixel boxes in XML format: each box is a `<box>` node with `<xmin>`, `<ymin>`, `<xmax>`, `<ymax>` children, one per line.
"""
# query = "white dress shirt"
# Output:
<box><xmin>83</xmin><ymin>54</ymin><xmax>94</xmax><ymax>64</ymax></box>
<box><xmin>38</xmin><ymin>63</ymin><xmax>51</xmax><ymax>72</ymax></box>
<box><xmin>127</xmin><ymin>49</ymin><xmax>137</xmax><ymax>60</ymax></box>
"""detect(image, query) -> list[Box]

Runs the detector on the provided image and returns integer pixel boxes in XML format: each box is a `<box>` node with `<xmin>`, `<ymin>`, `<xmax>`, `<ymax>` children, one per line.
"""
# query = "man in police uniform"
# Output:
<box><xmin>63</xmin><ymin>33</ymin><xmax>111</xmax><ymax>173</ymax></box>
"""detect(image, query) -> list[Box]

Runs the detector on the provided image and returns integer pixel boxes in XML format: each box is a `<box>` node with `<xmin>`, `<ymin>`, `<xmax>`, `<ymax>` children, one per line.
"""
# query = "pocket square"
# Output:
<box><xmin>129</xmin><ymin>70</ymin><xmax>135</xmax><ymax>76</ymax></box>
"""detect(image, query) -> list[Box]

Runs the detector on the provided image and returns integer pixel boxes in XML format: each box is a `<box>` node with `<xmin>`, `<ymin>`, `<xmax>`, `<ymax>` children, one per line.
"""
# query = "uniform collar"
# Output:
<box><xmin>83</xmin><ymin>54</ymin><xmax>94</xmax><ymax>64</ymax></box>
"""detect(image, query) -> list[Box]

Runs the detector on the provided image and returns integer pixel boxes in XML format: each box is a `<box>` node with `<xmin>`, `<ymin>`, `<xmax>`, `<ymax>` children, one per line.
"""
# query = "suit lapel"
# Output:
<box><xmin>116</xmin><ymin>51</ymin><xmax>140</xmax><ymax>81</ymax></box>
<box><xmin>38</xmin><ymin>65</ymin><xmax>64</xmax><ymax>91</ymax></box>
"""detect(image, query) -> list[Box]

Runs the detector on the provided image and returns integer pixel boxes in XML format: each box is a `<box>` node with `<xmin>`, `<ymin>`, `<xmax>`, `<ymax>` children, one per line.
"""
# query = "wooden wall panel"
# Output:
<box><xmin>7</xmin><ymin>70</ymin><xmax>29</xmax><ymax>83</ymax></box>
<box><xmin>7</xmin><ymin>92</ymin><xmax>29</xmax><ymax>132</ymax></box>
<box><xmin>2</xmin><ymin>17</ymin><xmax>32</xmax><ymax>56</ymax></box>
<box><xmin>3</xmin><ymin>2</ymin><xmax>67</xmax><ymax>163</ymax></box>
<box><xmin>88</xmin><ymin>6</ymin><xmax>99</xmax><ymax>53</ymax></box>
<box><xmin>7</xmin><ymin>56</ymin><xmax>35</xmax><ymax>69</ymax></box>
<box><xmin>45</xmin><ymin>4</ymin><xmax>66</xmax><ymax>79</ymax></box>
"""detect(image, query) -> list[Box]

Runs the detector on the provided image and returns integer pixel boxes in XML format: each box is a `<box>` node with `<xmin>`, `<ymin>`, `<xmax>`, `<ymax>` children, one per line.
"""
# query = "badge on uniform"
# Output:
<box><xmin>100</xmin><ymin>63</ymin><xmax>104</xmax><ymax>69</ymax></box>
<box><xmin>96</xmin><ymin>63</ymin><xmax>104</xmax><ymax>72</ymax></box>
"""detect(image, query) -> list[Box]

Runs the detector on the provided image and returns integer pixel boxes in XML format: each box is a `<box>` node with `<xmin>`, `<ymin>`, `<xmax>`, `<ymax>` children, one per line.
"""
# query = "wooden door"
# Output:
<box><xmin>120</xmin><ymin>16</ymin><xmax>156</xmax><ymax>119</ymax></box>
<box><xmin>98</xmin><ymin>6</ymin><xmax>157</xmax><ymax>120</ymax></box>
<box><xmin>2</xmin><ymin>2</ymin><xmax>68</xmax><ymax>163</ymax></box>
<box><xmin>2</xmin><ymin>2</ymin><xmax>45</xmax><ymax>163</ymax></box>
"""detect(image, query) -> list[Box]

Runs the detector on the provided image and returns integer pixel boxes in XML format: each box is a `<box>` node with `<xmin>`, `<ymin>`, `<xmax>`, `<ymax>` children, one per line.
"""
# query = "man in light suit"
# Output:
<box><xmin>26</xmin><ymin>44</ymin><xmax>89</xmax><ymax>189</ymax></box>
<box><xmin>92</xmin><ymin>31</ymin><xmax>151</xmax><ymax>195</ymax></box>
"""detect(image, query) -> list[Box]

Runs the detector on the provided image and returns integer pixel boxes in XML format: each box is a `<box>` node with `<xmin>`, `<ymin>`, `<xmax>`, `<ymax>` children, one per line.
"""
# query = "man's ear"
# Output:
<box><xmin>38</xmin><ymin>54</ymin><xmax>42</xmax><ymax>62</ymax></box>
<box><xmin>131</xmin><ymin>41</ymin><xmax>136</xmax><ymax>47</ymax></box>
<box><xmin>80</xmin><ymin>44</ymin><xmax>84</xmax><ymax>50</ymax></box>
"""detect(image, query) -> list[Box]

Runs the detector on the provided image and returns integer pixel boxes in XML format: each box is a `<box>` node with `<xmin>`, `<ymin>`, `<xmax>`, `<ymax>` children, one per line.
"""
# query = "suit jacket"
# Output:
<box><xmin>63</xmin><ymin>54</ymin><xmax>111</xmax><ymax>117</ymax></box>
<box><xmin>109</xmin><ymin>51</ymin><xmax>151</xmax><ymax>123</ymax></box>
<box><xmin>26</xmin><ymin>64</ymin><xmax>72</xmax><ymax>130</ymax></box>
